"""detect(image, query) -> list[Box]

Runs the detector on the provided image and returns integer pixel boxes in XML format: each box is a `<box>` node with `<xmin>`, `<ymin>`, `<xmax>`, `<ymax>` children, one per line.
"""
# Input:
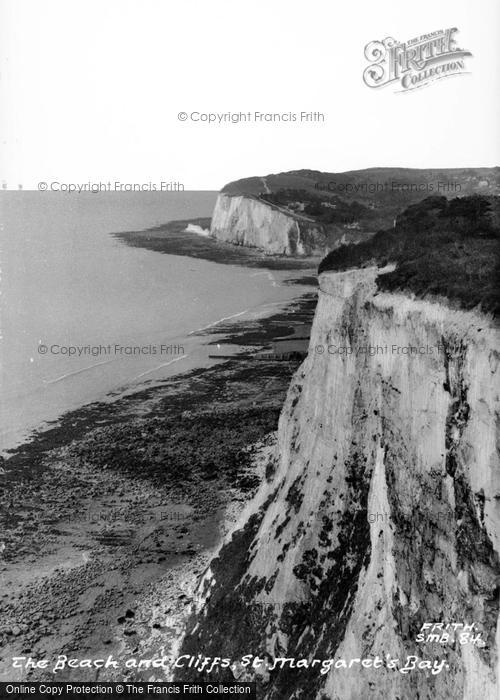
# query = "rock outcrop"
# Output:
<box><xmin>210</xmin><ymin>193</ymin><xmax>326</xmax><ymax>256</ymax></box>
<box><xmin>178</xmin><ymin>268</ymin><xmax>500</xmax><ymax>699</ymax></box>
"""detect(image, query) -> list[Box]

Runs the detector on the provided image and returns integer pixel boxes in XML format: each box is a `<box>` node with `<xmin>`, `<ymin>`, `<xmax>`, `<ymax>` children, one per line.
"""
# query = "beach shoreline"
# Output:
<box><xmin>0</xmin><ymin>291</ymin><xmax>317</xmax><ymax>682</ymax></box>
<box><xmin>114</xmin><ymin>217</ymin><xmax>323</xmax><ymax>270</ymax></box>
<box><xmin>0</xmin><ymin>206</ymin><xmax>318</xmax><ymax>456</ymax></box>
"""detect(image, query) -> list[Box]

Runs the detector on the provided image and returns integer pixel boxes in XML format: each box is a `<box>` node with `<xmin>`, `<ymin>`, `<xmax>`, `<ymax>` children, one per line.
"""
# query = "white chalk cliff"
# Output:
<box><xmin>210</xmin><ymin>193</ymin><xmax>326</xmax><ymax>256</ymax></box>
<box><xmin>179</xmin><ymin>268</ymin><xmax>500</xmax><ymax>699</ymax></box>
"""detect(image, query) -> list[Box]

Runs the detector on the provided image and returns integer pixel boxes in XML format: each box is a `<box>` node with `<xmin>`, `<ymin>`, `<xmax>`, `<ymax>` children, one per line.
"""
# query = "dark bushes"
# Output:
<box><xmin>318</xmin><ymin>195</ymin><xmax>500</xmax><ymax>315</ymax></box>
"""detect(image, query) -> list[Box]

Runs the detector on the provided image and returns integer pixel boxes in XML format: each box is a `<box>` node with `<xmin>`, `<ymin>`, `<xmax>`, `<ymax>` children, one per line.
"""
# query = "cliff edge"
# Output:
<box><xmin>210</xmin><ymin>193</ymin><xmax>327</xmax><ymax>256</ymax></box>
<box><xmin>177</xmin><ymin>268</ymin><xmax>500</xmax><ymax>699</ymax></box>
<box><xmin>211</xmin><ymin>169</ymin><xmax>500</xmax><ymax>258</ymax></box>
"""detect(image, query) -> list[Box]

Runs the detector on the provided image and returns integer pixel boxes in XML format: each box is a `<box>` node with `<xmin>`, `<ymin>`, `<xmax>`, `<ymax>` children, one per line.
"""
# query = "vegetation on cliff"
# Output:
<box><xmin>318</xmin><ymin>195</ymin><xmax>500</xmax><ymax>315</ymax></box>
<box><xmin>222</xmin><ymin>167</ymin><xmax>500</xmax><ymax>233</ymax></box>
<box><xmin>260</xmin><ymin>188</ymin><xmax>373</xmax><ymax>226</ymax></box>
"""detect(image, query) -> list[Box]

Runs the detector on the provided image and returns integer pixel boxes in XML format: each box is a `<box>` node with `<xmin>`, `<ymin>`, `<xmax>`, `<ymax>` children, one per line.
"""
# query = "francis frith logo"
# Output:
<box><xmin>363</xmin><ymin>28</ymin><xmax>472</xmax><ymax>92</ymax></box>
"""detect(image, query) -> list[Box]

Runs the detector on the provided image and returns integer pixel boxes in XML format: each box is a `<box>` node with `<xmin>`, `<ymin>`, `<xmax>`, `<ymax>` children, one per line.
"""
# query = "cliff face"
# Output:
<box><xmin>179</xmin><ymin>270</ymin><xmax>500</xmax><ymax>699</ymax></box>
<box><xmin>210</xmin><ymin>193</ymin><xmax>326</xmax><ymax>255</ymax></box>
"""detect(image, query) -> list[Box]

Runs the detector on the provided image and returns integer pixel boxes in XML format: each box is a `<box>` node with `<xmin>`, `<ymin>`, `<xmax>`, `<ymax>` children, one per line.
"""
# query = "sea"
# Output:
<box><xmin>0</xmin><ymin>191</ymin><xmax>314</xmax><ymax>453</ymax></box>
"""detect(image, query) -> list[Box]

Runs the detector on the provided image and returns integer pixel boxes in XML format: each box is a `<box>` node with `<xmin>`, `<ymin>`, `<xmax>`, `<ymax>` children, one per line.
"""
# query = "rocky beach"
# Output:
<box><xmin>0</xmin><ymin>293</ymin><xmax>317</xmax><ymax>683</ymax></box>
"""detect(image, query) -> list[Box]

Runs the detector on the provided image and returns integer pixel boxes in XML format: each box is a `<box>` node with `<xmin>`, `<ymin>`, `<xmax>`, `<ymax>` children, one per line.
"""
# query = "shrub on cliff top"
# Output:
<box><xmin>318</xmin><ymin>195</ymin><xmax>500</xmax><ymax>316</ymax></box>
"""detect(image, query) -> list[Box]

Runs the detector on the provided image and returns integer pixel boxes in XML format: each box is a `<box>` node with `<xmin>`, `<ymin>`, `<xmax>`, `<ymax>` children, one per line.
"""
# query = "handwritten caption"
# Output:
<box><xmin>10</xmin><ymin>624</ymin><xmax>486</xmax><ymax>678</ymax></box>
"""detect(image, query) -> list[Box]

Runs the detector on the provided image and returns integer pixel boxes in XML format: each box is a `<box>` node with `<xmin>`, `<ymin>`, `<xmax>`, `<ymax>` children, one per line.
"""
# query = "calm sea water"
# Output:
<box><xmin>0</xmin><ymin>192</ymin><xmax>313</xmax><ymax>452</ymax></box>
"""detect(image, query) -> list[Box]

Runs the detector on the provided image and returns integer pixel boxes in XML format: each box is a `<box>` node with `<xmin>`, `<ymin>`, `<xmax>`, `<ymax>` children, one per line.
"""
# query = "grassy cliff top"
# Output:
<box><xmin>318</xmin><ymin>195</ymin><xmax>500</xmax><ymax>316</ymax></box>
<box><xmin>221</xmin><ymin>167</ymin><xmax>500</xmax><ymax>238</ymax></box>
<box><xmin>222</xmin><ymin>167</ymin><xmax>500</xmax><ymax>200</ymax></box>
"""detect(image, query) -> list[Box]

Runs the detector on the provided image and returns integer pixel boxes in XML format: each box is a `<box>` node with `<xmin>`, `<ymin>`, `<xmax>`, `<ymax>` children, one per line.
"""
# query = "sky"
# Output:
<box><xmin>1</xmin><ymin>0</ymin><xmax>499</xmax><ymax>190</ymax></box>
